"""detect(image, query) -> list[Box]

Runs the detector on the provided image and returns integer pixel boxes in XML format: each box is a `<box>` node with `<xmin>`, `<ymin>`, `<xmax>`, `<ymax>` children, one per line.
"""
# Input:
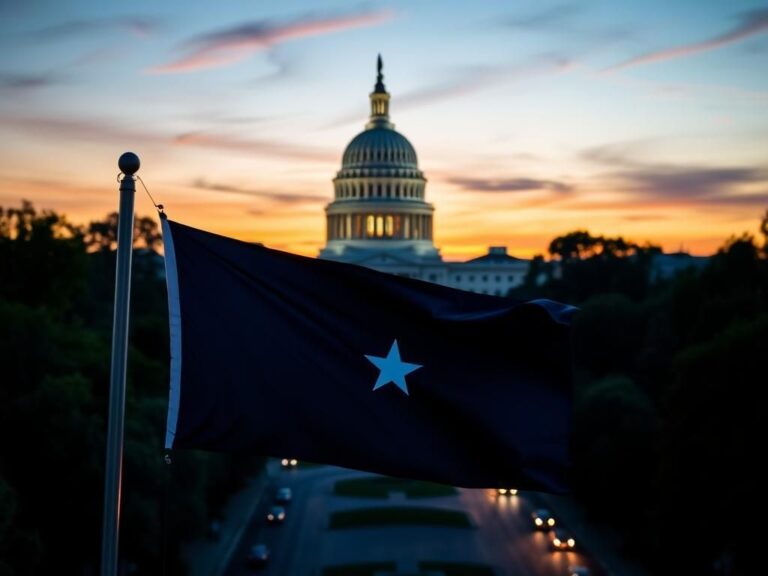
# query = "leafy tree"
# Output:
<box><xmin>528</xmin><ymin>213</ymin><xmax>767</xmax><ymax>574</ymax></box>
<box><xmin>0</xmin><ymin>201</ymin><xmax>262</xmax><ymax>575</ymax></box>
<box><xmin>0</xmin><ymin>201</ymin><xmax>86</xmax><ymax>313</ymax></box>
<box><xmin>572</xmin><ymin>375</ymin><xmax>658</xmax><ymax>549</ymax></box>
<box><xmin>85</xmin><ymin>212</ymin><xmax>162</xmax><ymax>251</ymax></box>
<box><xmin>660</xmin><ymin>315</ymin><xmax>767</xmax><ymax>574</ymax></box>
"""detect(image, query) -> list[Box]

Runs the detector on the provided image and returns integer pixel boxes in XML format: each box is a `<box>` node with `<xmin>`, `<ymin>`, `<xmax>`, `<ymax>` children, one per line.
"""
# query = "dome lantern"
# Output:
<box><xmin>367</xmin><ymin>54</ymin><xmax>393</xmax><ymax>130</ymax></box>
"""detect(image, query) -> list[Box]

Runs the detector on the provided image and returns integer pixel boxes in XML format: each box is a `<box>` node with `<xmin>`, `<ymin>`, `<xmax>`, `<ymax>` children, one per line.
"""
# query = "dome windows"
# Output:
<box><xmin>329</xmin><ymin>213</ymin><xmax>432</xmax><ymax>241</ymax></box>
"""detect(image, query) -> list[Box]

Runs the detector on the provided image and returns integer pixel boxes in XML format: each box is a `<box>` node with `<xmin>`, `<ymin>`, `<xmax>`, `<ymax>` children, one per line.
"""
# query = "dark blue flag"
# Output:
<box><xmin>161</xmin><ymin>217</ymin><xmax>575</xmax><ymax>492</ymax></box>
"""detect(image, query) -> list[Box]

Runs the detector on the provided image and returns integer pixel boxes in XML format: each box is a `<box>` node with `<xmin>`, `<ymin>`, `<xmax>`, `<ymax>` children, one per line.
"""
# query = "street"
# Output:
<box><xmin>222</xmin><ymin>460</ymin><xmax>604</xmax><ymax>576</ymax></box>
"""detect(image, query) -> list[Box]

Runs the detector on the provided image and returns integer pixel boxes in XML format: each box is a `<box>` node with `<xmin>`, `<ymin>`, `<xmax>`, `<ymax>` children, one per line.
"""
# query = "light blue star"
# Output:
<box><xmin>364</xmin><ymin>339</ymin><xmax>423</xmax><ymax>396</ymax></box>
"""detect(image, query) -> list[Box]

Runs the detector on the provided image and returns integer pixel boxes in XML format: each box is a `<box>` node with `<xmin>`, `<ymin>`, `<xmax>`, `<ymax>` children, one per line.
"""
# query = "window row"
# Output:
<box><xmin>453</xmin><ymin>274</ymin><xmax>520</xmax><ymax>283</ymax></box>
<box><xmin>328</xmin><ymin>213</ymin><xmax>433</xmax><ymax>240</ymax></box>
<box><xmin>336</xmin><ymin>181</ymin><xmax>423</xmax><ymax>200</ymax></box>
<box><xmin>346</xmin><ymin>147</ymin><xmax>414</xmax><ymax>165</ymax></box>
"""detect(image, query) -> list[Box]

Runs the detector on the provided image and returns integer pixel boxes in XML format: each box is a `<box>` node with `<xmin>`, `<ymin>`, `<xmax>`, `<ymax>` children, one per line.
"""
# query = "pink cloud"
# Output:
<box><xmin>608</xmin><ymin>9</ymin><xmax>768</xmax><ymax>71</ymax></box>
<box><xmin>148</xmin><ymin>9</ymin><xmax>394</xmax><ymax>74</ymax></box>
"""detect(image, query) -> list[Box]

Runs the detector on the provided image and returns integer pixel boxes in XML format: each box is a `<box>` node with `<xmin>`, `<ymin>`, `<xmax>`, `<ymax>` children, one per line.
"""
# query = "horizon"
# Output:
<box><xmin>1</xmin><ymin>0</ymin><xmax>767</xmax><ymax>259</ymax></box>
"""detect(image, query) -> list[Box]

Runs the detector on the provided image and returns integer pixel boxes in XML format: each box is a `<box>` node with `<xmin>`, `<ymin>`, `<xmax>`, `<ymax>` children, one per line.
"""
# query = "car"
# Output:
<box><xmin>246</xmin><ymin>543</ymin><xmax>270</xmax><ymax>568</ymax></box>
<box><xmin>532</xmin><ymin>508</ymin><xmax>556</xmax><ymax>530</ymax></box>
<box><xmin>280</xmin><ymin>458</ymin><xmax>298</xmax><ymax>468</ymax></box>
<box><xmin>497</xmin><ymin>488</ymin><xmax>518</xmax><ymax>496</ymax></box>
<box><xmin>266</xmin><ymin>505</ymin><xmax>286</xmax><ymax>524</ymax></box>
<box><xmin>550</xmin><ymin>528</ymin><xmax>576</xmax><ymax>551</ymax></box>
<box><xmin>275</xmin><ymin>487</ymin><xmax>292</xmax><ymax>503</ymax></box>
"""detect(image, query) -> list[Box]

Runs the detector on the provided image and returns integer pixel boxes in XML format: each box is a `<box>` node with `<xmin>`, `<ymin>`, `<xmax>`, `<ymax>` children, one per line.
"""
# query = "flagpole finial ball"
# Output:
<box><xmin>118</xmin><ymin>152</ymin><xmax>140</xmax><ymax>175</ymax></box>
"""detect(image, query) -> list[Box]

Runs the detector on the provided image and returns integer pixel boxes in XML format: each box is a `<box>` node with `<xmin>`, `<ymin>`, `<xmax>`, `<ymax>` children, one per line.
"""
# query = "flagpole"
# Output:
<box><xmin>101</xmin><ymin>152</ymin><xmax>139</xmax><ymax>576</ymax></box>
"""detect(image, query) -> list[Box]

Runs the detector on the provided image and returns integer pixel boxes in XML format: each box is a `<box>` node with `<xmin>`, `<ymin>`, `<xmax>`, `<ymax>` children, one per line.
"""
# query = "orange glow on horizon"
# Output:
<box><xmin>0</xmin><ymin>171</ymin><xmax>758</xmax><ymax>260</ymax></box>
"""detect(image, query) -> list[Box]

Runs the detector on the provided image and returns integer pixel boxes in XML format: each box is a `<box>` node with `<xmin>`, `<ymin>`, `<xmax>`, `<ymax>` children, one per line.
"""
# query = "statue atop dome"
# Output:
<box><xmin>375</xmin><ymin>54</ymin><xmax>385</xmax><ymax>93</ymax></box>
<box><xmin>368</xmin><ymin>54</ymin><xmax>393</xmax><ymax>129</ymax></box>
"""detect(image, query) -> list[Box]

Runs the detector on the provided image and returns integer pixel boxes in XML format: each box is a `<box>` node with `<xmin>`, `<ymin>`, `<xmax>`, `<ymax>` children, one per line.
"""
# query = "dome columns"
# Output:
<box><xmin>333</xmin><ymin>177</ymin><xmax>426</xmax><ymax>201</ymax></box>
<box><xmin>326</xmin><ymin>211</ymin><xmax>433</xmax><ymax>241</ymax></box>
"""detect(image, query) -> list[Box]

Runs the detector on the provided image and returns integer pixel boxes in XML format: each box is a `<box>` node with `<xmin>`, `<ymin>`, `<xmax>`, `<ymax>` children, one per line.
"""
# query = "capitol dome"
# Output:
<box><xmin>319</xmin><ymin>56</ymin><xmax>439</xmax><ymax>263</ymax></box>
<box><xmin>341</xmin><ymin>127</ymin><xmax>419</xmax><ymax>169</ymax></box>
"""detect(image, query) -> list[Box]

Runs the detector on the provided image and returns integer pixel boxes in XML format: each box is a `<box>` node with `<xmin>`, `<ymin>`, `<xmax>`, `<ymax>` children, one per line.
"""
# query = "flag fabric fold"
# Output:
<box><xmin>161</xmin><ymin>217</ymin><xmax>575</xmax><ymax>492</ymax></box>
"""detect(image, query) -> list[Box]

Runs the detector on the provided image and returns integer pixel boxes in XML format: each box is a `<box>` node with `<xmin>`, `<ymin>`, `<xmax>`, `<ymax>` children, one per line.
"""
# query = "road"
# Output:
<box><xmin>223</xmin><ymin>460</ymin><xmax>605</xmax><ymax>576</ymax></box>
<box><xmin>462</xmin><ymin>489</ymin><xmax>603</xmax><ymax>576</ymax></box>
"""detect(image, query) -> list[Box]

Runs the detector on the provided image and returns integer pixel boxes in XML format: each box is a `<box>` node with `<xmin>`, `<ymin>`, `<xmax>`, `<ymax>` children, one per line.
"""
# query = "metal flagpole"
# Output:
<box><xmin>101</xmin><ymin>152</ymin><xmax>140</xmax><ymax>576</ymax></box>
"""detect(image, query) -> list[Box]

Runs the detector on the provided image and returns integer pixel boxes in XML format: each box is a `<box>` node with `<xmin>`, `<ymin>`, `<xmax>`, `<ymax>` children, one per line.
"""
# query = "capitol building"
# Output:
<box><xmin>319</xmin><ymin>57</ymin><xmax>529</xmax><ymax>296</ymax></box>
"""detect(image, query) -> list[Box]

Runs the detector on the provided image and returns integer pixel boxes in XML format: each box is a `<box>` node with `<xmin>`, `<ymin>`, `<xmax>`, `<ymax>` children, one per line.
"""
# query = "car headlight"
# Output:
<box><xmin>535</xmin><ymin>518</ymin><xmax>543</xmax><ymax>526</ymax></box>
<box><xmin>547</xmin><ymin>518</ymin><xmax>555</xmax><ymax>526</ymax></box>
<box><xmin>567</xmin><ymin>538</ymin><xmax>575</xmax><ymax>547</ymax></box>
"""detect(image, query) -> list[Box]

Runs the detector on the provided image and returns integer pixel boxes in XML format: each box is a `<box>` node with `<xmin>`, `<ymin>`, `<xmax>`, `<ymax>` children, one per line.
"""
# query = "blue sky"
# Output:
<box><xmin>1</xmin><ymin>0</ymin><xmax>766</xmax><ymax>257</ymax></box>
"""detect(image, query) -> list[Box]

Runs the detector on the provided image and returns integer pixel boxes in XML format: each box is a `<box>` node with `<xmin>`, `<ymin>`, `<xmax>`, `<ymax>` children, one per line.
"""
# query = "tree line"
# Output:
<box><xmin>510</xmin><ymin>215</ymin><xmax>768</xmax><ymax>575</ymax></box>
<box><xmin>1</xmin><ymin>200</ymin><xmax>765</xmax><ymax>575</ymax></box>
<box><xmin>0</xmin><ymin>202</ymin><xmax>262</xmax><ymax>575</ymax></box>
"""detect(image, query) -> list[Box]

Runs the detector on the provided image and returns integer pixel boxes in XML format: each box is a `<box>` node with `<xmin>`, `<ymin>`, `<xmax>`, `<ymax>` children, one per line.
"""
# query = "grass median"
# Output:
<box><xmin>328</xmin><ymin>506</ymin><xmax>471</xmax><ymax>529</ymax></box>
<box><xmin>334</xmin><ymin>476</ymin><xmax>458</xmax><ymax>499</ymax></box>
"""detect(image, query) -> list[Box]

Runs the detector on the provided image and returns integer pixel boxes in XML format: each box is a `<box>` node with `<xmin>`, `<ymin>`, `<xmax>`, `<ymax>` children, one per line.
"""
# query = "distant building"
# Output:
<box><xmin>649</xmin><ymin>252</ymin><xmax>709</xmax><ymax>282</ymax></box>
<box><xmin>319</xmin><ymin>57</ymin><xmax>529</xmax><ymax>295</ymax></box>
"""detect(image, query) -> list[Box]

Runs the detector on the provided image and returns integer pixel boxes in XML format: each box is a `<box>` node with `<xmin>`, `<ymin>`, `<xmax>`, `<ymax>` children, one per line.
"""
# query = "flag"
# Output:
<box><xmin>161</xmin><ymin>217</ymin><xmax>575</xmax><ymax>492</ymax></box>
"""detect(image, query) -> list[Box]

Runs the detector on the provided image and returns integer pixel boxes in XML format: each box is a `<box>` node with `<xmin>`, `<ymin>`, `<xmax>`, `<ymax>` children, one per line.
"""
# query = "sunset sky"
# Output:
<box><xmin>1</xmin><ymin>0</ymin><xmax>766</xmax><ymax>259</ymax></box>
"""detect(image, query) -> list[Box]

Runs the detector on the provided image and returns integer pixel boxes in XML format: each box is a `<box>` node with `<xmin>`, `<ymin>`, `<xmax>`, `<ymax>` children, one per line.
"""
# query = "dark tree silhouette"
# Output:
<box><xmin>86</xmin><ymin>212</ymin><xmax>162</xmax><ymax>251</ymax></box>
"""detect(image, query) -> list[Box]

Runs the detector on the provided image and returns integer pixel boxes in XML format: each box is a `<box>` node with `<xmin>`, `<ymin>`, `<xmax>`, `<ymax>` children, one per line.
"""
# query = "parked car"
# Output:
<box><xmin>280</xmin><ymin>458</ymin><xmax>298</xmax><ymax>468</ymax></box>
<box><xmin>275</xmin><ymin>487</ymin><xmax>292</xmax><ymax>503</ymax></box>
<box><xmin>532</xmin><ymin>508</ymin><xmax>556</xmax><ymax>530</ymax></box>
<box><xmin>550</xmin><ymin>527</ymin><xmax>576</xmax><ymax>551</ymax></box>
<box><xmin>246</xmin><ymin>543</ymin><xmax>270</xmax><ymax>568</ymax></box>
<box><xmin>266</xmin><ymin>505</ymin><xmax>286</xmax><ymax>524</ymax></box>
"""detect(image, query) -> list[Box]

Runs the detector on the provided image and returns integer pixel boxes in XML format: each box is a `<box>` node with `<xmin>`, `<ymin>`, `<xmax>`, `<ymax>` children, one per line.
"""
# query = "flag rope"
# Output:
<box><xmin>136</xmin><ymin>175</ymin><xmax>164</xmax><ymax>213</ymax></box>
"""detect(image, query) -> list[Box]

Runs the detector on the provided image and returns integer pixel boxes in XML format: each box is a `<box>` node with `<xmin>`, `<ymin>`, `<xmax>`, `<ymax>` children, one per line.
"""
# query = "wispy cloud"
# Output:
<box><xmin>0</xmin><ymin>114</ymin><xmax>165</xmax><ymax>144</ymax></box>
<box><xmin>192</xmin><ymin>179</ymin><xmax>325</xmax><ymax>204</ymax></box>
<box><xmin>607</xmin><ymin>9</ymin><xmax>768</xmax><ymax>71</ymax></box>
<box><xmin>617</xmin><ymin>166</ymin><xmax>766</xmax><ymax>200</ymax></box>
<box><xmin>36</xmin><ymin>16</ymin><xmax>158</xmax><ymax>39</ymax></box>
<box><xmin>505</xmin><ymin>3</ymin><xmax>583</xmax><ymax>30</ymax></box>
<box><xmin>503</xmin><ymin>3</ymin><xmax>634</xmax><ymax>49</ymax></box>
<box><xmin>449</xmin><ymin>176</ymin><xmax>573</xmax><ymax>194</ymax></box>
<box><xmin>622</xmin><ymin>214</ymin><xmax>669</xmax><ymax>222</ymax></box>
<box><xmin>0</xmin><ymin>72</ymin><xmax>58</xmax><ymax>91</ymax></box>
<box><xmin>149</xmin><ymin>9</ymin><xmax>393</xmax><ymax>74</ymax></box>
<box><xmin>174</xmin><ymin>131</ymin><xmax>336</xmax><ymax>163</ymax></box>
<box><xmin>328</xmin><ymin>53</ymin><xmax>573</xmax><ymax>128</ymax></box>
<box><xmin>401</xmin><ymin>54</ymin><xmax>573</xmax><ymax>109</ymax></box>
<box><xmin>582</xmin><ymin>142</ymin><xmax>768</xmax><ymax>207</ymax></box>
